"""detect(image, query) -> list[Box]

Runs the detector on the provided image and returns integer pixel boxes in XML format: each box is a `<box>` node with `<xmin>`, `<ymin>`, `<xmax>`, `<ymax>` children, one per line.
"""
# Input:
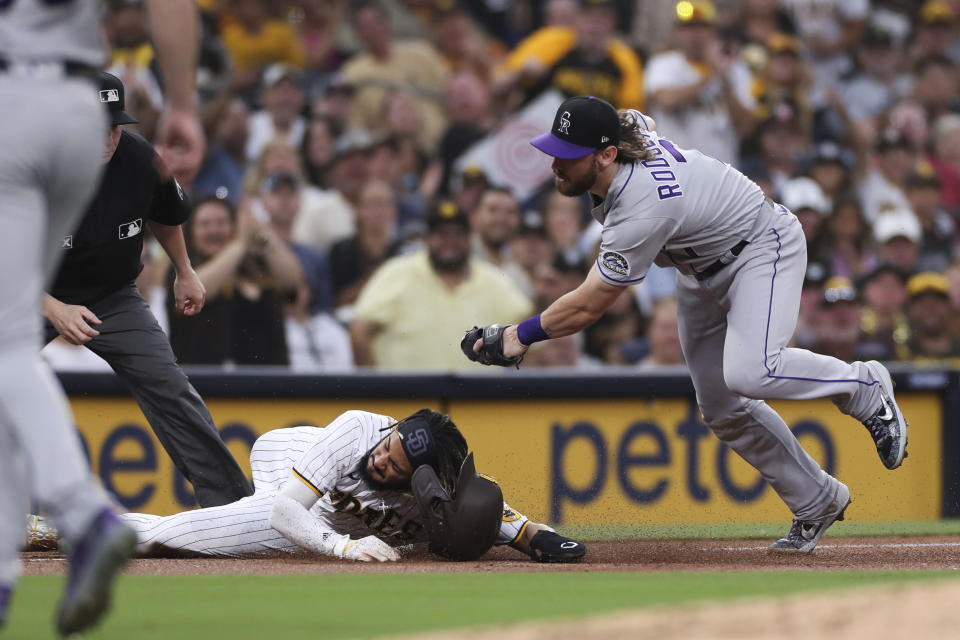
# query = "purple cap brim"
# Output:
<box><xmin>530</xmin><ymin>132</ymin><xmax>596</xmax><ymax>159</ymax></box>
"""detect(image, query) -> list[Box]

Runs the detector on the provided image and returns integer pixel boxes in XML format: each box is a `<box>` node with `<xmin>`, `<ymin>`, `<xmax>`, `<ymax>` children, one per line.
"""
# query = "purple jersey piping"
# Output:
<box><xmin>763</xmin><ymin>227</ymin><xmax>879</xmax><ymax>387</ymax></box>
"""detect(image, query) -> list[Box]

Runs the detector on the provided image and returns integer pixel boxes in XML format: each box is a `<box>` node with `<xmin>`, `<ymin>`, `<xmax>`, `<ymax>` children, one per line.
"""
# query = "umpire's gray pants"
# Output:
<box><xmin>0</xmin><ymin>75</ymin><xmax>113</xmax><ymax>587</ymax></box>
<box><xmin>46</xmin><ymin>284</ymin><xmax>254</xmax><ymax>508</ymax></box>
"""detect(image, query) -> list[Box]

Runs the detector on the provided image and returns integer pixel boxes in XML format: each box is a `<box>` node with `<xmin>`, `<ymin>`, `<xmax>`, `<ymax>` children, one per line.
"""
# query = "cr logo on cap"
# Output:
<box><xmin>558</xmin><ymin>110</ymin><xmax>571</xmax><ymax>135</ymax></box>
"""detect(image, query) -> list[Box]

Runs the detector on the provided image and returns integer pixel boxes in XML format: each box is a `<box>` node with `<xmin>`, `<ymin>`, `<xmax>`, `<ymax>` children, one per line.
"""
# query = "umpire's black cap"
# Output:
<box><xmin>97</xmin><ymin>72</ymin><xmax>139</xmax><ymax>126</ymax></box>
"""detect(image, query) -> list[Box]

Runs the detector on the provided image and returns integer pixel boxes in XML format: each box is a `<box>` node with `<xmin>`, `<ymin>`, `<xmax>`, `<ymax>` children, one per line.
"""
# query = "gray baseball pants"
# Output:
<box><xmin>677</xmin><ymin>202</ymin><xmax>883</xmax><ymax>520</ymax></box>
<box><xmin>44</xmin><ymin>285</ymin><xmax>254</xmax><ymax>508</ymax></box>
<box><xmin>0</xmin><ymin>75</ymin><xmax>113</xmax><ymax>587</ymax></box>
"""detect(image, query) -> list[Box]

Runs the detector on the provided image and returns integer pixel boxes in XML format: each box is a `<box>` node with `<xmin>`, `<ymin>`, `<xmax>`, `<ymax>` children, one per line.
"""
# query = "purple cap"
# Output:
<box><xmin>530</xmin><ymin>96</ymin><xmax>620</xmax><ymax>159</ymax></box>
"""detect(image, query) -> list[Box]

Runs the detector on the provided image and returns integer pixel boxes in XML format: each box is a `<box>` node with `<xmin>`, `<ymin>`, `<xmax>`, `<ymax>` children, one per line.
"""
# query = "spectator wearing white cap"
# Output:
<box><xmin>780</xmin><ymin>176</ymin><xmax>830</xmax><ymax>243</ymax></box>
<box><xmin>873</xmin><ymin>207</ymin><xmax>922</xmax><ymax>273</ymax></box>
<box><xmin>245</xmin><ymin>64</ymin><xmax>307</xmax><ymax>163</ymax></box>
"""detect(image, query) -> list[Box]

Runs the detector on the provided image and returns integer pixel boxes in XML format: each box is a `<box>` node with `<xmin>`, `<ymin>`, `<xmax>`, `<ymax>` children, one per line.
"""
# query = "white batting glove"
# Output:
<box><xmin>332</xmin><ymin>535</ymin><xmax>400</xmax><ymax>562</ymax></box>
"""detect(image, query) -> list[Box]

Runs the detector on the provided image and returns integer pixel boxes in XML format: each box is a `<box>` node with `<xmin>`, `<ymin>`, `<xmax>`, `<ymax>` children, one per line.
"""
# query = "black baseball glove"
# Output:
<box><xmin>461</xmin><ymin>325</ymin><xmax>524</xmax><ymax>368</ymax></box>
<box><xmin>528</xmin><ymin>530</ymin><xmax>586</xmax><ymax>563</ymax></box>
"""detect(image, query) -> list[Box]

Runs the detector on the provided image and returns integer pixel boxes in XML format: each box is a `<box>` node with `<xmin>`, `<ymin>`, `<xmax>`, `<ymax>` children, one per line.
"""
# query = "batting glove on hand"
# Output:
<box><xmin>333</xmin><ymin>535</ymin><xmax>400</xmax><ymax>562</ymax></box>
<box><xmin>461</xmin><ymin>325</ymin><xmax>524</xmax><ymax>368</ymax></box>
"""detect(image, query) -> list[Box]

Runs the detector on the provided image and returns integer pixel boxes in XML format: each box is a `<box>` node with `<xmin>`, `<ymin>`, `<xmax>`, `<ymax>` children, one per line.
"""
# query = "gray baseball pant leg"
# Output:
<box><xmin>677</xmin><ymin>273</ymin><xmax>841</xmax><ymax>520</ymax></box>
<box><xmin>0</xmin><ymin>76</ymin><xmax>113</xmax><ymax>586</ymax></box>
<box><xmin>52</xmin><ymin>285</ymin><xmax>254</xmax><ymax>507</ymax></box>
<box><xmin>720</xmin><ymin>213</ymin><xmax>882</xmax><ymax>421</ymax></box>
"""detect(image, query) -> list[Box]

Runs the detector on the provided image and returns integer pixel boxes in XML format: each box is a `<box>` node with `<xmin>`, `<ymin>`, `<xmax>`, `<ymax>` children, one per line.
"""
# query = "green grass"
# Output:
<box><xmin>7</xmin><ymin>571</ymin><xmax>957</xmax><ymax>640</ymax></box>
<box><xmin>557</xmin><ymin>519</ymin><xmax>960</xmax><ymax>541</ymax></box>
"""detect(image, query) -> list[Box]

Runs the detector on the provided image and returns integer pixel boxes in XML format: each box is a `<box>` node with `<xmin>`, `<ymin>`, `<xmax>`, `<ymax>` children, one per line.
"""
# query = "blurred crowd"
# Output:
<box><xmin>44</xmin><ymin>0</ymin><xmax>960</xmax><ymax>372</ymax></box>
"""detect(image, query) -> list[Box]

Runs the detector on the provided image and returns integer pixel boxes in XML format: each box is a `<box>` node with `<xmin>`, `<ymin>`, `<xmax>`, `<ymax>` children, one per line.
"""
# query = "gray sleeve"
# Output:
<box><xmin>596</xmin><ymin>214</ymin><xmax>679</xmax><ymax>287</ymax></box>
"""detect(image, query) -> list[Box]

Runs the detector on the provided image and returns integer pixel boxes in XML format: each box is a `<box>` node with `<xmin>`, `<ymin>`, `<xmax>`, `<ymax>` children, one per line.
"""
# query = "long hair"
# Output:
<box><xmin>183</xmin><ymin>195</ymin><xmax>237</xmax><ymax>267</ymax></box>
<box><xmin>394</xmin><ymin>409</ymin><xmax>468</xmax><ymax>493</ymax></box>
<box><xmin>616</xmin><ymin>109</ymin><xmax>658</xmax><ymax>164</ymax></box>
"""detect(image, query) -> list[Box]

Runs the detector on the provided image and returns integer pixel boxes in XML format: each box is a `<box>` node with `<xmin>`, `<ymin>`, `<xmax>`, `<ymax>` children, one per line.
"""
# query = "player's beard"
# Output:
<box><xmin>428</xmin><ymin>250</ymin><xmax>469</xmax><ymax>273</ymax></box>
<box><xmin>356</xmin><ymin>445</ymin><xmax>408</xmax><ymax>491</ymax></box>
<box><xmin>555</xmin><ymin>158</ymin><xmax>598</xmax><ymax>197</ymax></box>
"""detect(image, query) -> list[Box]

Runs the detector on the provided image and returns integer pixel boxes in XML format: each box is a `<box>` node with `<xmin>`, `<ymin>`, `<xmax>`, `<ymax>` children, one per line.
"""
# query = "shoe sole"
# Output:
<box><xmin>56</xmin><ymin>525</ymin><xmax>137</xmax><ymax>636</ymax></box>
<box><xmin>866</xmin><ymin>360</ymin><xmax>908</xmax><ymax>470</ymax></box>
<box><xmin>769</xmin><ymin>485</ymin><xmax>851</xmax><ymax>554</ymax></box>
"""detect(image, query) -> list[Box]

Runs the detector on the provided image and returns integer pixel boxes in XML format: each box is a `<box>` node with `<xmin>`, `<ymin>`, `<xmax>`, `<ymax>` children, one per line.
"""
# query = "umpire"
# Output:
<box><xmin>42</xmin><ymin>72</ymin><xmax>253</xmax><ymax>507</ymax></box>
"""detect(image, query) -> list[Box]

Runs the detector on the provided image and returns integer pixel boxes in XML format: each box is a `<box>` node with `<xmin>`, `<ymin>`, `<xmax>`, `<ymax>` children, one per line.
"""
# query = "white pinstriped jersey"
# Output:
<box><xmin>272</xmin><ymin>411</ymin><xmax>528</xmax><ymax>545</ymax></box>
<box><xmin>593</xmin><ymin>131</ymin><xmax>766</xmax><ymax>287</ymax></box>
<box><xmin>0</xmin><ymin>0</ymin><xmax>105</xmax><ymax>65</ymax></box>
<box><xmin>122</xmin><ymin>412</ymin><xmax>529</xmax><ymax>557</ymax></box>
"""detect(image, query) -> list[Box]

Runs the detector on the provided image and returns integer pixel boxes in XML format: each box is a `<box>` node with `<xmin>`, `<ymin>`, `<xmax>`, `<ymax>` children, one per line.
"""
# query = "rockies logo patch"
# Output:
<box><xmin>601</xmin><ymin>251</ymin><xmax>629</xmax><ymax>277</ymax></box>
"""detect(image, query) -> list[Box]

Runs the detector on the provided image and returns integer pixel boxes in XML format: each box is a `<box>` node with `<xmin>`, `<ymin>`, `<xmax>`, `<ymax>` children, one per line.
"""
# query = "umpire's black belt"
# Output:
<box><xmin>0</xmin><ymin>57</ymin><xmax>97</xmax><ymax>79</ymax></box>
<box><xmin>694</xmin><ymin>239</ymin><xmax>749</xmax><ymax>281</ymax></box>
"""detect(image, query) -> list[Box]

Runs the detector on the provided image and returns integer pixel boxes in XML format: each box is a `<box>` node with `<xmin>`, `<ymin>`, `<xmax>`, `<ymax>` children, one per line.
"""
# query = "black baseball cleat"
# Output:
<box><xmin>528</xmin><ymin>530</ymin><xmax>586</xmax><ymax>563</ymax></box>
<box><xmin>769</xmin><ymin>483</ymin><xmax>851</xmax><ymax>553</ymax></box>
<box><xmin>56</xmin><ymin>509</ymin><xmax>136</xmax><ymax>637</ymax></box>
<box><xmin>862</xmin><ymin>361</ymin><xmax>908</xmax><ymax>470</ymax></box>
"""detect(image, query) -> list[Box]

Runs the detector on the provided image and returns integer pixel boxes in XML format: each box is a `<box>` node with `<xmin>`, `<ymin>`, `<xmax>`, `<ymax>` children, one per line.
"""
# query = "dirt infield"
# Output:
<box><xmin>20</xmin><ymin>536</ymin><xmax>960</xmax><ymax>575</ymax></box>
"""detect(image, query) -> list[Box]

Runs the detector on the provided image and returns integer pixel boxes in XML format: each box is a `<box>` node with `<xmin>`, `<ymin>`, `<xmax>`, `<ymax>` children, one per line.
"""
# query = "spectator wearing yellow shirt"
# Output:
<box><xmin>350</xmin><ymin>202</ymin><xmax>532</xmax><ymax>370</ymax></box>
<box><xmin>221</xmin><ymin>0</ymin><xmax>306</xmax><ymax>90</ymax></box>
<box><xmin>340</xmin><ymin>0</ymin><xmax>450</xmax><ymax>154</ymax></box>
<box><xmin>493</xmin><ymin>0</ymin><xmax>644</xmax><ymax>111</ymax></box>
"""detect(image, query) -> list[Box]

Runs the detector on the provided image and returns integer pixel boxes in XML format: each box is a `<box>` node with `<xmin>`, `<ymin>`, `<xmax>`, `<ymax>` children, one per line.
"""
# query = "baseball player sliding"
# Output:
<box><xmin>30</xmin><ymin>410</ymin><xmax>585</xmax><ymax>563</ymax></box>
<box><xmin>464</xmin><ymin>96</ymin><xmax>908</xmax><ymax>553</ymax></box>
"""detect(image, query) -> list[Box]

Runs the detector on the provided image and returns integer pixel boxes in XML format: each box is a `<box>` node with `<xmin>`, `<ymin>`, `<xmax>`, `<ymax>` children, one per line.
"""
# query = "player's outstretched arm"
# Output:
<box><xmin>466</xmin><ymin>266</ymin><xmax>625</xmax><ymax>365</ymax></box>
<box><xmin>510</xmin><ymin>522</ymin><xmax>586</xmax><ymax>563</ymax></box>
<box><xmin>269</xmin><ymin>478</ymin><xmax>399</xmax><ymax>562</ymax></box>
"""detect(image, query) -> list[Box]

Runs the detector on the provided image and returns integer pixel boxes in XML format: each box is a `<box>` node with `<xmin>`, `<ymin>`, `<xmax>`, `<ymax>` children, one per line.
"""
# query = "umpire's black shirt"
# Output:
<box><xmin>51</xmin><ymin>130</ymin><xmax>190</xmax><ymax>306</ymax></box>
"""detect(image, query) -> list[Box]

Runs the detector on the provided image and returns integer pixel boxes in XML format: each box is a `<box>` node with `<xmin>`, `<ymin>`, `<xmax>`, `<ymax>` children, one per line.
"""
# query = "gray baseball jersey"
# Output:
<box><xmin>592</xmin><ymin>132</ymin><xmax>766</xmax><ymax>286</ymax></box>
<box><xmin>0</xmin><ymin>0</ymin><xmax>105</xmax><ymax>65</ymax></box>
<box><xmin>0</xmin><ymin>0</ymin><xmax>113</xmax><ymax>589</ymax></box>
<box><xmin>587</xmin><ymin>131</ymin><xmax>888</xmax><ymax>522</ymax></box>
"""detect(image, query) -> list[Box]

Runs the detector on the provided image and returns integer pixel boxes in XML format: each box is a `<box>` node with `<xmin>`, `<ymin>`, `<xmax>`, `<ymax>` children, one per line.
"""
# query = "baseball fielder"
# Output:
<box><xmin>30</xmin><ymin>410</ymin><xmax>584</xmax><ymax>563</ymax></box>
<box><xmin>464</xmin><ymin>96</ymin><xmax>908</xmax><ymax>553</ymax></box>
<box><xmin>0</xmin><ymin>0</ymin><xmax>204</xmax><ymax>634</ymax></box>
